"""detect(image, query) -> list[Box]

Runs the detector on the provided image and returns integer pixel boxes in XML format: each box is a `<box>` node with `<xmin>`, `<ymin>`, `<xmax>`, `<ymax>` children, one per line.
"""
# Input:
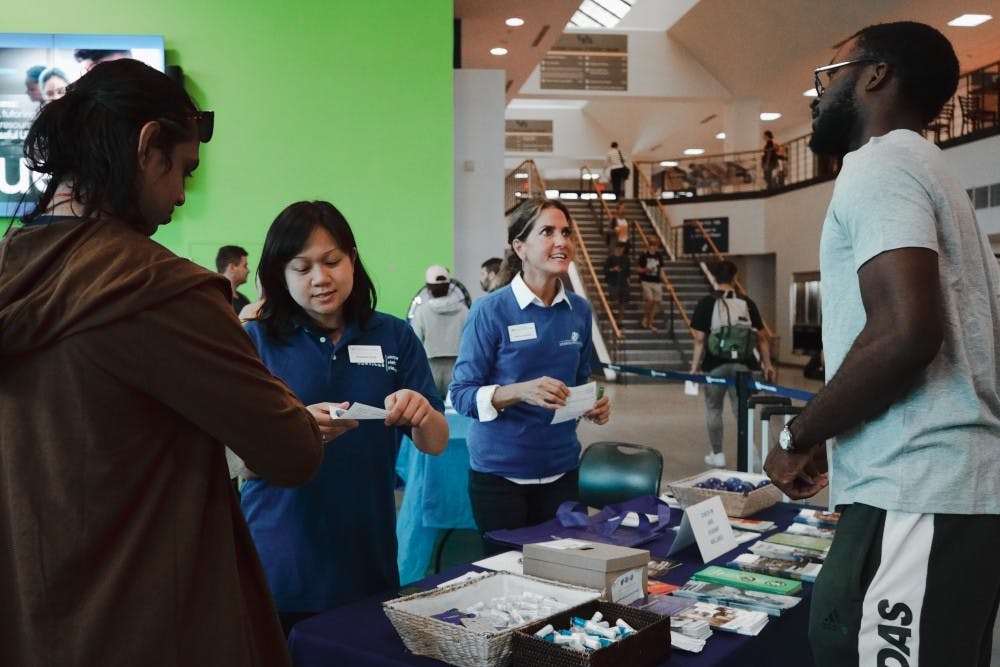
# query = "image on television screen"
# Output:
<box><xmin>0</xmin><ymin>33</ymin><xmax>165</xmax><ymax>217</ymax></box>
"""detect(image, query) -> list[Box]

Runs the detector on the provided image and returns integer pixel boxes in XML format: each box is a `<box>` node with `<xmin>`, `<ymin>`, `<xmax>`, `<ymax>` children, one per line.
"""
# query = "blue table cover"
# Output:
<box><xmin>396</xmin><ymin>410</ymin><xmax>475</xmax><ymax>584</ymax></box>
<box><xmin>291</xmin><ymin>501</ymin><xmax>818</xmax><ymax>667</ymax></box>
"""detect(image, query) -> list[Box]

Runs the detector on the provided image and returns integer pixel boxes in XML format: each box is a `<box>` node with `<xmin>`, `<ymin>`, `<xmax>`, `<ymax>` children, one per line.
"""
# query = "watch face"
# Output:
<box><xmin>779</xmin><ymin>427</ymin><xmax>793</xmax><ymax>451</ymax></box>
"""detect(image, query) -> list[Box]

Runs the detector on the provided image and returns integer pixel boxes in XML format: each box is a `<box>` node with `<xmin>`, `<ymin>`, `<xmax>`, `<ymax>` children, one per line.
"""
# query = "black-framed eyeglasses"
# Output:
<box><xmin>193</xmin><ymin>110</ymin><xmax>214</xmax><ymax>143</ymax></box>
<box><xmin>812</xmin><ymin>59</ymin><xmax>878</xmax><ymax>97</ymax></box>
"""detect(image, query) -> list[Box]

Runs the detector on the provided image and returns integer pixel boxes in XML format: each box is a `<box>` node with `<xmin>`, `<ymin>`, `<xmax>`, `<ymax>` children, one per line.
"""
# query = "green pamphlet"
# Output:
<box><xmin>691</xmin><ymin>565</ymin><xmax>802</xmax><ymax>595</ymax></box>
<box><xmin>764</xmin><ymin>532</ymin><xmax>833</xmax><ymax>553</ymax></box>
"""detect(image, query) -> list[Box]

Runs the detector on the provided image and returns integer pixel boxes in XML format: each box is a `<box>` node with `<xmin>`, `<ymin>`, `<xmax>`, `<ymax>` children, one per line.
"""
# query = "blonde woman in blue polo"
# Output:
<box><xmin>450</xmin><ymin>198</ymin><xmax>611</xmax><ymax>553</ymax></box>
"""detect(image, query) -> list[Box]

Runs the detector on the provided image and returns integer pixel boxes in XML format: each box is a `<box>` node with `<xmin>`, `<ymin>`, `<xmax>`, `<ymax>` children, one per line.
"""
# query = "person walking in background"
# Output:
<box><xmin>605</xmin><ymin>141</ymin><xmax>630</xmax><ymax>200</ymax></box>
<box><xmin>450</xmin><ymin>198</ymin><xmax>610</xmax><ymax>554</ymax></box>
<box><xmin>411</xmin><ymin>264</ymin><xmax>469</xmax><ymax>398</ymax></box>
<box><xmin>216</xmin><ymin>244</ymin><xmax>251</xmax><ymax>314</ymax></box>
<box><xmin>240</xmin><ymin>200</ymin><xmax>447</xmax><ymax>635</ymax></box>
<box><xmin>689</xmin><ymin>260</ymin><xmax>775</xmax><ymax>468</ymax></box>
<box><xmin>761</xmin><ymin>130</ymin><xmax>786</xmax><ymax>189</ymax></box>
<box><xmin>610</xmin><ymin>202</ymin><xmax>630</xmax><ymax>252</ymax></box>
<box><xmin>762</xmin><ymin>22</ymin><xmax>1000</xmax><ymax>666</ymax></box>
<box><xmin>0</xmin><ymin>59</ymin><xmax>322</xmax><ymax>667</ymax></box>
<box><xmin>603</xmin><ymin>241</ymin><xmax>630</xmax><ymax>321</ymax></box>
<box><xmin>637</xmin><ymin>234</ymin><xmax>666</xmax><ymax>331</ymax></box>
<box><xmin>480</xmin><ymin>256</ymin><xmax>502</xmax><ymax>293</ymax></box>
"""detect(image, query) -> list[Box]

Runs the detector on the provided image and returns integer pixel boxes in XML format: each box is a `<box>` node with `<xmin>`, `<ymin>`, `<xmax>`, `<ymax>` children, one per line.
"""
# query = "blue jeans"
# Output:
<box><xmin>703</xmin><ymin>363</ymin><xmax>758</xmax><ymax>454</ymax></box>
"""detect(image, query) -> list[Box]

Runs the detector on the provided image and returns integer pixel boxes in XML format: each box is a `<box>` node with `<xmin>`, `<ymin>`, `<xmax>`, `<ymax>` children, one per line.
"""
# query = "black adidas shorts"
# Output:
<box><xmin>809</xmin><ymin>503</ymin><xmax>1000</xmax><ymax>667</ymax></box>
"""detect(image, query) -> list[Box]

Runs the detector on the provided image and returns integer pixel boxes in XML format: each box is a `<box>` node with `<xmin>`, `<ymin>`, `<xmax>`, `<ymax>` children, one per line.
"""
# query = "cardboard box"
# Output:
<box><xmin>522</xmin><ymin>541</ymin><xmax>649</xmax><ymax>604</ymax></box>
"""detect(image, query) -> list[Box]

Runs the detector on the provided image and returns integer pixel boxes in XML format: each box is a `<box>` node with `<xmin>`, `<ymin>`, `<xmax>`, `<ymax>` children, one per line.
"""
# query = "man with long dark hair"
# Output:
<box><xmin>0</xmin><ymin>59</ymin><xmax>321</xmax><ymax>666</ymax></box>
<box><xmin>764</xmin><ymin>22</ymin><xmax>1000</xmax><ymax>665</ymax></box>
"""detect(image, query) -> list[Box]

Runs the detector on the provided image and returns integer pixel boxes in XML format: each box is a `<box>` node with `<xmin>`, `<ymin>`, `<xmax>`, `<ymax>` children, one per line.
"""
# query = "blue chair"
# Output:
<box><xmin>578</xmin><ymin>441</ymin><xmax>663</xmax><ymax>508</ymax></box>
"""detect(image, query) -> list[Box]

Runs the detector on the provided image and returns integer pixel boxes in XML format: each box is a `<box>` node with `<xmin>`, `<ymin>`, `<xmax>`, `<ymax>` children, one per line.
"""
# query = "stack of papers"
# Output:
<box><xmin>728</xmin><ymin>553</ymin><xmax>822</xmax><ymax>583</ymax></box>
<box><xmin>672</xmin><ymin>580</ymin><xmax>801</xmax><ymax>617</ymax></box>
<box><xmin>674</xmin><ymin>601</ymin><xmax>770</xmax><ymax>636</ymax></box>
<box><xmin>670</xmin><ymin>615</ymin><xmax>712</xmax><ymax>640</ymax></box>
<box><xmin>671</xmin><ymin>629</ymin><xmax>707</xmax><ymax>653</ymax></box>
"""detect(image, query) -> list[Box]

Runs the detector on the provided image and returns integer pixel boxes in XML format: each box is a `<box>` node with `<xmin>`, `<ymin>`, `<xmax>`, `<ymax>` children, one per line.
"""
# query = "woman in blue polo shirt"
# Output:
<box><xmin>240</xmin><ymin>200</ymin><xmax>448</xmax><ymax>633</ymax></box>
<box><xmin>450</xmin><ymin>198</ymin><xmax>611</xmax><ymax>553</ymax></box>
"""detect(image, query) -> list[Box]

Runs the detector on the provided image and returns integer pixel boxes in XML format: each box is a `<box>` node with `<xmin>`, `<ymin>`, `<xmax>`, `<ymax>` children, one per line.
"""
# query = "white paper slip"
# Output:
<box><xmin>330</xmin><ymin>402</ymin><xmax>389</xmax><ymax>420</ymax></box>
<box><xmin>550</xmin><ymin>381</ymin><xmax>597</xmax><ymax>424</ymax></box>
<box><xmin>615</xmin><ymin>512</ymin><xmax>659</xmax><ymax>528</ymax></box>
<box><xmin>473</xmin><ymin>550</ymin><xmax>524</xmax><ymax>575</ymax></box>
<box><xmin>533</xmin><ymin>538</ymin><xmax>594</xmax><ymax>550</ymax></box>
<box><xmin>684</xmin><ymin>380</ymin><xmax>700</xmax><ymax>396</ymax></box>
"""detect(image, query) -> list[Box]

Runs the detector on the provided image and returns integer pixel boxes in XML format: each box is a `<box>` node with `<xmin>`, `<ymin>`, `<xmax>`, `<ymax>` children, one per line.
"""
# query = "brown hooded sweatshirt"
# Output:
<box><xmin>0</xmin><ymin>217</ymin><xmax>322</xmax><ymax>666</ymax></box>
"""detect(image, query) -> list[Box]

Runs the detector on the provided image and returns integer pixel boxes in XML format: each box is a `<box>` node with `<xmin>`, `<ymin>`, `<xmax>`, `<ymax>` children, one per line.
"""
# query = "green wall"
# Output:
<box><xmin>7</xmin><ymin>0</ymin><xmax>454</xmax><ymax>315</ymax></box>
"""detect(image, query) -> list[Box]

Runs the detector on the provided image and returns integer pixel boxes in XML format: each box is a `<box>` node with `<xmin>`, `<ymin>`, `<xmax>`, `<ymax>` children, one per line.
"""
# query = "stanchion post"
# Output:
<box><xmin>746</xmin><ymin>396</ymin><xmax>791</xmax><ymax>473</ymax></box>
<box><xmin>735</xmin><ymin>371</ymin><xmax>751</xmax><ymax>472</ymax></box>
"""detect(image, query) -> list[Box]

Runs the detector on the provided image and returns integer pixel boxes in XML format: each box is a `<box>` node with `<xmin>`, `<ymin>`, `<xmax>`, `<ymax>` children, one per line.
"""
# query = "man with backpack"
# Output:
<box><xmin>689</xmin><ymin>260</ymin><xmax>775</xmax><ymax>467</ymax></box>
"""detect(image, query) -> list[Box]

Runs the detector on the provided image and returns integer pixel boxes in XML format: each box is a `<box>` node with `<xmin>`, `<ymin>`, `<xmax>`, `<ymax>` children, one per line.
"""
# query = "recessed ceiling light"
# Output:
<box><xmin>490</xmin><ymin>47</ymin><xmax>508</xmax><ymax>56</ymax></box>
<box><xmin>948</xmin><ymin>14</ymin><xmax>992</xmax><ymax>27</ymax></box>
<box><xmin>683</xmin><ymin>148</ymin><xmax>705</xmax><ymax>156</ymax></box>
<box><xmin>715</xmin><ymin>132</ymin><xmax>726</xmax><ymax>140</ymax></box>
<box><xmin>803</xmin><ymin>88</ymin><xmax>818</xmax><ymax>97</ymax></box>
<box><xmin>660</xmin><ymin>160</ymin><xmax>678</xmax><ymax>167</ymax></box>
<box><xmin>506</xmin><ymin>17</ymin><xmax>525</xmax><ymax>27</ymax></box>
<box><xmin>760</xmin><ymin>112</ymin><xmax>782</xmax><ymax>121</ymax></box>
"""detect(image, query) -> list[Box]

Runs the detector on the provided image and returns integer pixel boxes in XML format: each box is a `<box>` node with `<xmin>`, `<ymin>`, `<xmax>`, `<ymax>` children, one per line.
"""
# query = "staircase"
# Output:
<box><xmin>563</xmin><ymin>200</ymin><xmax>711</xmax><ymax>379</ymax></box>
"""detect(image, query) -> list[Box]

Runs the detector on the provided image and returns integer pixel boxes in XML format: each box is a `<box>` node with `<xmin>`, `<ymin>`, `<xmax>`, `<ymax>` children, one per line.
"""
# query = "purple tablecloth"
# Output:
<box><xmin>289</xmin><ymin>502</ymin><xmax>817</xmax><ymax>667</ymax></box>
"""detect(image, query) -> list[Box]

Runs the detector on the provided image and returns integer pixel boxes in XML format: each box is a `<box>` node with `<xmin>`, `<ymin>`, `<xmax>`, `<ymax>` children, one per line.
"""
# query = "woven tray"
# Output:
<box><xmin>666</xmin><ymin>469</ymin><xmax>781</xmax><ymax>518</ymax></box>
<box><xmin>383</xmin><ymin>572</ymin><xmax>601</xmax><ymax>667</ymax></box>
<box><xmin>511</xmin><ymin>600</ymin><xmax>670</xmax><ymax>667</ymax></box>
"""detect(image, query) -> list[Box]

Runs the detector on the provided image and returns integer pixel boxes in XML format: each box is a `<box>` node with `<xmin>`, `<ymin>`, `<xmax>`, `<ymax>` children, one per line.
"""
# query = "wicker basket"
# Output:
<box><xmin>511</xmin><ymin>601</ymin><xmax>670</xmax><ymax>667</ymax></box>
<box><xmin>666</xmin><ymin>469</ymin><xmax>781</xmax><ymax>518</ymax></box>
<box><xmin>383</xmin><ymin>572</ymin><xmax>601</xmax><ymax>667</ymax></box>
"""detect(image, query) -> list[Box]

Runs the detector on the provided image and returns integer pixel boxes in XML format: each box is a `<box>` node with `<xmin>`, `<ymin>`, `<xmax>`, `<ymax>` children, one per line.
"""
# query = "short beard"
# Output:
<box><xmin>809</xmin><ymin>86</ymin><xmax>859</xmax><ymax>158</ymax></box>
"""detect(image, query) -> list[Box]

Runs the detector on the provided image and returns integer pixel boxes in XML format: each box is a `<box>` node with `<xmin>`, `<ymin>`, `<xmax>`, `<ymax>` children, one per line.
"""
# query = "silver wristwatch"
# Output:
<box><xmin>778</xmin><ymin>423</ymin><xmax>796</xmax><ymax>453</ymax></box>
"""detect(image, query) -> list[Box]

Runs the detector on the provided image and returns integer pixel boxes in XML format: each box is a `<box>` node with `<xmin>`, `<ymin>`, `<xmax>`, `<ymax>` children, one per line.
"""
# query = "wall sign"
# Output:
<box><xmin>505</xmin><ymin>119</ymin><xmax>553</xmax><ymax>153</ymax></box>
<box><xmin>683</xmin><ymin>217</ymin><xmax>729</xmax><ymax>254</ymax></box>
<box><xmin>540</xmin><ymin>33</ymin><xmax>627</xmax><ymax>91</ymax></box>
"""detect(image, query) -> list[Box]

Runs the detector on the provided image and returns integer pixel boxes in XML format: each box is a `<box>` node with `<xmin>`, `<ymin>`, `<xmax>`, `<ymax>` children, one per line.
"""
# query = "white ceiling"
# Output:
<box><xmin>457</xmin><ymin>0</ymin><xmax>1000</xmax><ymax>171</ymax></box>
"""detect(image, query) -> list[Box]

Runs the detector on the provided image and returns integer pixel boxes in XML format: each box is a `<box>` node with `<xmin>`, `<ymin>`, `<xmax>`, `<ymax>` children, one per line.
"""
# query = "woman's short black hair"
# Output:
<box><xmin>256</xmin><ymin>200</ymin><xmax>377</xmax><ymax>340</ymax></box>
<box><xmin>21</xmin><ymin>58</ymin><xmax>207</xmax><ymax>233</ymax></box>
<box><xmin>711</xmin><ymin>259</ymin><xmax>738</xmax><ymax>284</ymax></box>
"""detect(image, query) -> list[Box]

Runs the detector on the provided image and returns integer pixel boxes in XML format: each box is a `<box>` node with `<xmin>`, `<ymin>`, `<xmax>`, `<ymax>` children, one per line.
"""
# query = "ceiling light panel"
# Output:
<box><xmin>948</xmin><ymin>14</ymin><xmax>992</xmax><ymax>27</ymax></box>
<box><xmin>760</xmin><ymin>112</ymin><xmax>782</xmax><ymax>121</ymax></box>
<box><xmin>506</xmin><ymin>17</ymin><xmax>525</xmax><ymax>27</ymax></box>
<box><xmin>490</xmin><ymin>47</ymin><xmax>508</xmax><ymax>56</ymax></box>
<box><xmin>569</xmin><ymin>0</ymin><xmax>634</xmax><ymax>28</ymax></box>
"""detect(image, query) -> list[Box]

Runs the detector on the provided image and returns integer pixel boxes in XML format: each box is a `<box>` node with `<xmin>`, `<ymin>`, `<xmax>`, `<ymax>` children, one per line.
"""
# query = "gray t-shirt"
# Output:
<box><xmin>819</xmin><ymin>129</ymin><xmax>1000</xmax><ymax>514</ymax></box>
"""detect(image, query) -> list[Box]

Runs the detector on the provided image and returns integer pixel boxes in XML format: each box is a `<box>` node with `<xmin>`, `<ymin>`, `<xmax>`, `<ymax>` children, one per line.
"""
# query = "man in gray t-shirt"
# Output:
<box><xmin>762</xmin><ymin>22</ymin><xmax>1000</xmax><ymax>667</ymax></box>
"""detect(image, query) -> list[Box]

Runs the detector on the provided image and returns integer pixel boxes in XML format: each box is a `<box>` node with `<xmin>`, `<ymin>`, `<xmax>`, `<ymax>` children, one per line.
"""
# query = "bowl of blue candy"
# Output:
<box><xmin>665</xmin><ymin>470</ymin><xmax>780</xmax><ymax>517</ymax></box>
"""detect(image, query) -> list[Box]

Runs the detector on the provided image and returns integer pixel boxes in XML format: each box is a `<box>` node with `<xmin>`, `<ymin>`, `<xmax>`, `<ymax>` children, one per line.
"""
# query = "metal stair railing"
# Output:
<box><xmin>634</xmin><ymin>167</ymin><xmax>776</xmax><ymax>343</ymax></box>
<box><xmin>504</xmin><ymin>160</ymin><xmax>545</xmax><ymax>215</ymax></box>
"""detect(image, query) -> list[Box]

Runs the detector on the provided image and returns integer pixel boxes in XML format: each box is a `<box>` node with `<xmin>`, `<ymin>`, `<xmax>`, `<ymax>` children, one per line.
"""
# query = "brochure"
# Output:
<box><xmin>672</xmin><ymin>580</ymin><xmax>801</xmax><ymax>617</ymax></box>
<box><xmin>691</xmin><ymin>565</ymin><xmax>802</xmax><ymax>595</ymax></box>
<box><xmin>728</xmin><ymin>552</ymin><xmax>821</xmax><ymax>583</ymax></box>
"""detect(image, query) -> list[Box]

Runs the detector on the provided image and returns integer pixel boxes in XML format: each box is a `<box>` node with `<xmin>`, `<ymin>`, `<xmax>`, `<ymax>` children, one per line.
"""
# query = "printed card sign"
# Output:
<box><xmin>669</xmin><ymin>495</ymin><xmax>737</xmax><ymax>563</ymax></box>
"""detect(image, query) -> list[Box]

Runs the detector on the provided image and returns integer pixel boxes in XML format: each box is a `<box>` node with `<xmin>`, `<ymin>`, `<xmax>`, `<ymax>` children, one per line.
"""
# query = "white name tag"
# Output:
<box><xmin>507</xmin><ymin>323</ymin><xmax>537</xmax><ymax>342</ymax></box>
<box><xmin>348</xmin><ymin>345</ymin><xmax>384</xmax><ymax>365</ymax></box>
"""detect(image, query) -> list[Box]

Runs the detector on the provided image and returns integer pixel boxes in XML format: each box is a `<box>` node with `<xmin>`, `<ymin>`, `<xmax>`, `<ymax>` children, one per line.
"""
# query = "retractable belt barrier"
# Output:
<box><xmin>596</xmin><ymin>362</ymin><xmax>817</xmax><ymax>473</ymax></box>
<box><xmin>595</xmin><ymin>361</ymin><xmax>816</xmax><ymax>402</ymax></box>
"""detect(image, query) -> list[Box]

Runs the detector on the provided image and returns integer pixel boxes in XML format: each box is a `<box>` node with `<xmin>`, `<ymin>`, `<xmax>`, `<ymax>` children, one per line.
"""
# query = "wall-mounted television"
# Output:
<box><xmin>0</xmin><ymin>33</ymin><xmax>165</xmax><ymax>217</ymax></box>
